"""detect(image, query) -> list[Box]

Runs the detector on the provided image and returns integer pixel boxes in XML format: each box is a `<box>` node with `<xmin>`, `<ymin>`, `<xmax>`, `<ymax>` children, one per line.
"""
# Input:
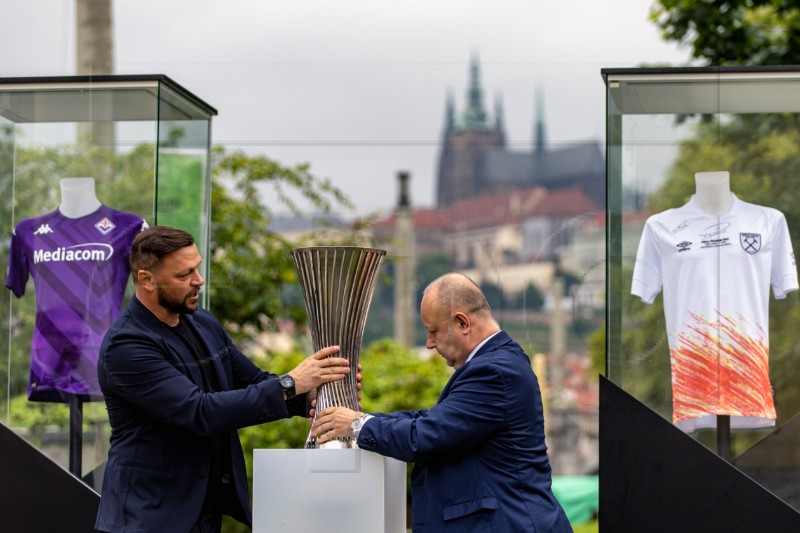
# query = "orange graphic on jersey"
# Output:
<box><xmin>670</xmin><ymin>311</ymin><xmax>775</xmax><ymax>425</ymax></box>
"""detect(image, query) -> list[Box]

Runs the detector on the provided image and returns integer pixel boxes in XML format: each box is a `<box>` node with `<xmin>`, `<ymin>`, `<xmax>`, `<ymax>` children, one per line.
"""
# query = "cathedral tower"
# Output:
<box><xmin>436</xmin><ymin>55</ymin><xmax>505</xmax><ymax>208</ymax></box>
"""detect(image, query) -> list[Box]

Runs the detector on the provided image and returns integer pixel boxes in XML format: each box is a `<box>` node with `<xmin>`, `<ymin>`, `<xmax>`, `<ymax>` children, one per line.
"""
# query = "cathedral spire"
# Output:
<box><xmin>444</xmin><ymin>90</ymin><xmax>455</xmax><ymax>132</ymax></box>
<box><xmin>534</xmin><ymin>85</ymin><xmax>546</xmax><ymax>154</ymax></box>
<box><xmin>462</xmin><ymin>53</ymin><xmax>489</xmax><ymax>128</ymax></box>
<box><xmin>494</xmin><ymin>93</ymin><xmax>505</xmax><ymax>135</ymax></box>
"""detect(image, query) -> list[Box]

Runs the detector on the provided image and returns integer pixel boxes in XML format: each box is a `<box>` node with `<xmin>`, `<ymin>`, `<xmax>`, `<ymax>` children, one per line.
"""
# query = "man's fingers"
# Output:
<box><xmin>322</xmin><ymin>357</ymin><xmax>349</xmax><ymax>367</ymax></box>
<box><xmin>312</xmin><ymin>345</ymin><xmax>340</xmax><ymax>359</ymax></box>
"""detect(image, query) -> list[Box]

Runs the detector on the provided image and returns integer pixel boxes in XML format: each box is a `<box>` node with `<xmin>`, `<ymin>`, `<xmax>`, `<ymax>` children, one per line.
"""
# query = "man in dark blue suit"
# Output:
<box><xmin>95</xmin><ymin>226</ymin><xmax>353</xmax><ymax>532</ymax></box>
<box><xmin>312</xmin><ymin>272</ymin><xmax>572</xmax><ymax>532</ymax></box>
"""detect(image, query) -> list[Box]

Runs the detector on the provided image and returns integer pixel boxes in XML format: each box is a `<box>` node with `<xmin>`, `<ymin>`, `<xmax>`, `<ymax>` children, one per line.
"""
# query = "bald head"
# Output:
<box><xmin>420</xmin><ymin>272</ymin><xmax>500</xmax><ymax>369</ymax></box>
<box><xmin>423</xmin><ymin>272</ymin><xmax>493</xmax><ymax>318</ymax></box>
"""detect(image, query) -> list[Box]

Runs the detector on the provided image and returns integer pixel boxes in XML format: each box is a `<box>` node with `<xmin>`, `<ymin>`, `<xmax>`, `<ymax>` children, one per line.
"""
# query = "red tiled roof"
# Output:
<box><xmin>371</xmin><ymin>186</ymin><xmax>603</xmax><ymax>234</ymax></box>
<box><xmin>447</xmin><ymin>186</ymin><xmax>547</xmax><ymax>231</ymax></box>
<box><xmin>370</xmin><ymin>208</ymin><xmax>448</xmax><ymax>231</ymax></box>
<box><xmin>527</xmin><ymin>186</ymin><xmax>599</xmax><ymax>217</ymax></box>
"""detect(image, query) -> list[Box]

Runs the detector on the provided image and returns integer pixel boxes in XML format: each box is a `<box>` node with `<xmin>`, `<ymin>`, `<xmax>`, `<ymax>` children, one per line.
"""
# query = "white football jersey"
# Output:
<box><xmin>632</xmin><ymin>195</ymin><xmax>798</xmax><ymax>432</ymax></box>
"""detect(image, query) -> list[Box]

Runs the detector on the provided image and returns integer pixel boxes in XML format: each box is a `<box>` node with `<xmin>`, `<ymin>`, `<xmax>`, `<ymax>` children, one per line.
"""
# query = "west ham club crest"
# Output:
<box><xmin>740</xmin><ymin>232</ymin><xmax>761</xmax><ymax>254</ymax></box>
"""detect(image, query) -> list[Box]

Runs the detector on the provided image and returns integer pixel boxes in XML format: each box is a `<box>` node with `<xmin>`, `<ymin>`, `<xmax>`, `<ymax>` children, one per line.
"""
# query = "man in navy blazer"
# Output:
<box><xmin>313</xmin><ymin>272</ymin><xmax>572</xmax><ymax>532</ymax></box>
<box><xmin>95</xmin><ymin>226</ymin><xmax>353</xmax><ymax>532</ymax></box>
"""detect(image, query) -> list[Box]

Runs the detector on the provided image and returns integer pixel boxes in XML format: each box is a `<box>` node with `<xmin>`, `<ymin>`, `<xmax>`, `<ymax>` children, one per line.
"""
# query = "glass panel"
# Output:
<box><xmin>155</xmin><ymin>80</ymin><xmax>212</xmax><ymax>308</ymax></box>
<box><xmin>0</xmin><ymin>77</ymin><xmax>213</xmax><ymax>491</ymax></box>
<box><xmin>606</xmin><ymin>69</ymin><xmax>800</xmax><ymax>511</ymax></box>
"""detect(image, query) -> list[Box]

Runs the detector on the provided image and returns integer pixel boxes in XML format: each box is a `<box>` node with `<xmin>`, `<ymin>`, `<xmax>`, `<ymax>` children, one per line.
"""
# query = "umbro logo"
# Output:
<box><xmin>676</xmin><ymin>241</ymin><xmax>692</xmax><ymax>252</ymax></box>
<box><xmin>33</xmin><ymin>224</ymin><xmax>53</xmax><ymax>235</ymax></box>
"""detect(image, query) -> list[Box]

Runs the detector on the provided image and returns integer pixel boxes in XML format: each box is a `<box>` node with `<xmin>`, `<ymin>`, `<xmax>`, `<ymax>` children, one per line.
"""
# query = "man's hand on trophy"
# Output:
<box><xmin>307</xmin><ymin>372</ymin><xmax>363</xmax><ymax>418</ymax></box>
<box><xmin>287</xmin><ymin>346</ymin><xmax>349</xmax><ymax>395</ymax></box>
<box><xmin>311</xmin><ymin>406</ymin><xmax>362</xmax><ymax>443</ymax></box>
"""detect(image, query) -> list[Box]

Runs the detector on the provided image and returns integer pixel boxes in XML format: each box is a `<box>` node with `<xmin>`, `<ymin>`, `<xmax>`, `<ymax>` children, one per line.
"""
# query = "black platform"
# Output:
<box><xmin>0</xmin><ymin>422</ymin><xmax>100</xmax><ymax>532</ymax></box>
<box><xmin>600</xmin><ymin>376</ymin><xmax>800</xmax><ymax>532</ymax></box>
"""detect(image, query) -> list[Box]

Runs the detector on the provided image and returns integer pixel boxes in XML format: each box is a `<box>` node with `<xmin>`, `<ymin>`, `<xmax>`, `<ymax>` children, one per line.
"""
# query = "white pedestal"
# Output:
<box><xmin>252</xmin><ymin>448</ymin><xmax>407</xmax><ymax>533</ymax></box>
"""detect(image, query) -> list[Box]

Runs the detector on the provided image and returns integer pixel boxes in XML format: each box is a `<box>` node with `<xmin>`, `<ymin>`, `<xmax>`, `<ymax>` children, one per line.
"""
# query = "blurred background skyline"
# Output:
<box><xmin>1</xmin><ymin>0</ymin><xmax>691</xmax><ymax>215</ymax></box>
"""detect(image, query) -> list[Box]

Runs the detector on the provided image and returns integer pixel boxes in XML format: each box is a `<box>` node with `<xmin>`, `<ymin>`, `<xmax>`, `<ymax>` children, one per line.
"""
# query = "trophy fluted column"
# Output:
<box><xmin>291</xmin><ymin>246</ymin><xmax>386</xmax><ymax>448</ymax></box>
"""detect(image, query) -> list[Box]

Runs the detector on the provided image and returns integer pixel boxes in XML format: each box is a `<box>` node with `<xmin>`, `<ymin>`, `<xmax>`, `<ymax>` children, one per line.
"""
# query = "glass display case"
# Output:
<box><xmin>603</xmin><ymin>66</ymin><xmax>800</xmax><ymax>511</ymax></box>
<box><xmin>0</xmin><ymin>75</ymin><xmax>216</xmax><ymax>488</ymax></box>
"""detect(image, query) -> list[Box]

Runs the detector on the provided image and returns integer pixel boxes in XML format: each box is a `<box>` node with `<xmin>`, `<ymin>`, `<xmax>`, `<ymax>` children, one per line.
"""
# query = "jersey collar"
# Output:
<box><xmin>687</xmin><ymin>193</ymin><xmax>740</xmax><ymax>217</ymax></box>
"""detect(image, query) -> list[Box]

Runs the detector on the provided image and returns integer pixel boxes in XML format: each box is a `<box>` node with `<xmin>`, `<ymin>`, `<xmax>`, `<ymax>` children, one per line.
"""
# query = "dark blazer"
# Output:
<box><xmin>95</xmin><ymin>296</ymin><xmax>307</xmax><ymax>533</ymax></box>
<box><xmin>358</xmin><ymin>331</ymin><xmax>572</xmax><ymax>533</ymax></box>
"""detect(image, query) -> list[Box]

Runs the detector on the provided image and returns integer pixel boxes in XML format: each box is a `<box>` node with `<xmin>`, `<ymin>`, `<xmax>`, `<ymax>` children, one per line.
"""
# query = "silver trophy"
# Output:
<box><xmin>291</xmin><ymin>246</ymin><xmax>386</xmax><ymax>448</ymax></box>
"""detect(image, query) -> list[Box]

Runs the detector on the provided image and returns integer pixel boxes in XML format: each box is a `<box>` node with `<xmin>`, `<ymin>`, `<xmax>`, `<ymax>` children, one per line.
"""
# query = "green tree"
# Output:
<box><xmin>480</xmin><ymin>280</ymin><xmax>507</xmax><ymax>310</ymax></box>
<box><xmin>414</xmin><ymin>253</ymin><xmax>452</xmax><ymax>308</ymax></box>
<box><xmin>513</xmin><ymin>282</ymin><xmax>545</xmax><ymax>312</ymax></box>
<box><xmin>209</xmin><ymin>148</ymin><xmax>357</xmax><ymax>338</ymax></box>
<box><xmin>651</xmin><ymin>0</ymin><xmax>800</xmax><ymax>65</ymax></box>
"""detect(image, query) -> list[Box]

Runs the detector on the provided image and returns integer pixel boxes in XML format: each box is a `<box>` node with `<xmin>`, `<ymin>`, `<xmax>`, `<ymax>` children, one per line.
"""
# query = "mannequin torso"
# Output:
<box><xmin>59</xmin><ymin>177</ymin><xmax>101</xmax><ymax>218</ymax></box>
<box><xmin>694</xmin><ymin>171</ymin><xmax>733</xmax><ymax>216</ymax></box>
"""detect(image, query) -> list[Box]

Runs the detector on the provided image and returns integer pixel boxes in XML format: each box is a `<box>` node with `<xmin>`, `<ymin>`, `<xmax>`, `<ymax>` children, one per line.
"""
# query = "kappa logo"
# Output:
<box><xmin>95</xmin><ymin>217</ymin><xmax>116</xmax><ymax>235</ymax></box>
<box><xmin>740</xmin><ymin>233</ymin><xmax>761</xmax><ymax>255</ymax></box>
<box><xmin>676</xmin><ymin>241</ymin><xmax>692</xmax><ymax>252</ymax></box>
<box><xmin>33</xmin><ymin>224</ymin><xmax>53</xmax><ymax>235</ymax></box>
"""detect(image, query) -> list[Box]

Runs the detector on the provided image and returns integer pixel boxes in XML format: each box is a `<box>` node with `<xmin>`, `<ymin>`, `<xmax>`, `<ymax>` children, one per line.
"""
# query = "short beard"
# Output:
<box><xmin>157</xmin><ymin>286</ymin><xmax>198</xmax><ymax>315</ymax></box>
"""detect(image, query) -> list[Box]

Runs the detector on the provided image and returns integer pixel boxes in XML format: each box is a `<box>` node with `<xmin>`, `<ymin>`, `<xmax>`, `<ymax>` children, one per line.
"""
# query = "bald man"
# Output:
<box><xmin>312</xmin><ymin>272</ymin><xmax>571</xmax><ymax>532</ymax></box>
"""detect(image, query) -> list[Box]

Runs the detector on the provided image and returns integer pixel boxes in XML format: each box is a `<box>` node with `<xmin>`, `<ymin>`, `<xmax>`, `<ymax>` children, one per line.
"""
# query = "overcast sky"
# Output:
<box><xmin>1</xmin><ymin>0</ymin><xmax>691</xmax><ymax>216</ymax></box>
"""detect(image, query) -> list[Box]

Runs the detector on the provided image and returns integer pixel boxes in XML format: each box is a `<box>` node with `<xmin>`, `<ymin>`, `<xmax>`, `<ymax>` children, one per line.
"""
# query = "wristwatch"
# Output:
<box><xmin>277</xmin><ymin>374</ymin><xmax>296</xmax><ymax>399</ymax></box>
<box><xmin>350</xmin><ymin>414</ymin><xmax>367</xmax><ymax>437</ymax></box>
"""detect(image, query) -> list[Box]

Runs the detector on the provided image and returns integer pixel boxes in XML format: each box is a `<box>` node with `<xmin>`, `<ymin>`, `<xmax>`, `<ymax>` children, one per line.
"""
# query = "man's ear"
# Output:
<box><xmin>454</xmin><ymin>312</ymin><xmax>470</xmax><ymax>332</ymax></box>
<box><xmin>137</xmin><ymin>269</ymin><xmax>155</xmax><ymax>291</ymax></box>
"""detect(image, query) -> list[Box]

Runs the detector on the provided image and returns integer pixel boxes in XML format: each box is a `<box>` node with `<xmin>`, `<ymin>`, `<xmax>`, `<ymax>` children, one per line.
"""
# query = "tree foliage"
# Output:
<box><xmin>480</xmin><ymin>280</ymin><xmax>507</xmax><ymax>310</ymax></box>
<box><xmin>514</xmin><ymin>282</ymin><xmax>545</xmax><ymax>312</ymax></box>
<box><xmin>651</xmin><ymin>0</ymin><xmax>800</xmax><ymax>64</ymax></box>
<box><xmin>208</xmin><ymin>147</ymin><xmax>356</xmax><ymax>336</ymax></box>
<box><xmin>414</xmin><ymin>253</ymin><xmax>452</xmax><ymax>307</ymax></box>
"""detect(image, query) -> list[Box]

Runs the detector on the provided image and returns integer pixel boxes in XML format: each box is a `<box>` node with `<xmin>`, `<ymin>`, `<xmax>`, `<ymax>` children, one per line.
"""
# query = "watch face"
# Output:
<box><xmin>280</xmin><ymin>375</ymin><xmax>294</xmax><ymax>388</ymax></box>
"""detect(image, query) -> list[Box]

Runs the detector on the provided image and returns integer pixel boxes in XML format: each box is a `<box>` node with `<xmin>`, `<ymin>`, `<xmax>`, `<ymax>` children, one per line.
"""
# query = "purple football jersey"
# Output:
<box><xmin>6</xmin><ymin>205</ymin><xmax>147</xmax><ymax>402</ymax></box>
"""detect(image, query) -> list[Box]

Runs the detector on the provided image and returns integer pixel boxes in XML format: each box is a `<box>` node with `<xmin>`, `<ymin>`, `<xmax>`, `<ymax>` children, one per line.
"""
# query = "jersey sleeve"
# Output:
<box><xmin>631</xmin><ymin>219</ymin><xmax>663</xmax><ymax>304</ymax></box>
<box><xmin>770</xmin><ymin>211</ymin><xmax>798</xmax><ymax>299</ymax></box>
<box><xmin>5</xmin><ymin>227</ymin><xmax>30</xmax><ymax>298</ymax></box>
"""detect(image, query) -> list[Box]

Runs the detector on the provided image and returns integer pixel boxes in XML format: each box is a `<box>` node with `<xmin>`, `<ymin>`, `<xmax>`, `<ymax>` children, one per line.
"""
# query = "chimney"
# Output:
<box><xmin>393</xmin><ymin>171</ymin><xmax>416</xmax><ymax>347</ymax></box>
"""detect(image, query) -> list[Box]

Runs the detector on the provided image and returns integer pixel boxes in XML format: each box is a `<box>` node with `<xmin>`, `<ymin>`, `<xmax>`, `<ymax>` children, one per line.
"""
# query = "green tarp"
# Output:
<box><xmin>552</xmin><ymin>475</ymin><xmax>599</xmax><ymax>525</ymax></box>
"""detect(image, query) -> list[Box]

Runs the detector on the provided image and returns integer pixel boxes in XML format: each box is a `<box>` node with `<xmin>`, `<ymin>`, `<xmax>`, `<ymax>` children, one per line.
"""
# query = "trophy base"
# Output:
<box><xmin>253</xmin><ymin>448</ymin><xmax>406</xmax><ymax>532</ymax></box>
<box><xmin>305</xmin><ymin>434</ymin><xmax>358</xmax><ymax>449</ymax></box>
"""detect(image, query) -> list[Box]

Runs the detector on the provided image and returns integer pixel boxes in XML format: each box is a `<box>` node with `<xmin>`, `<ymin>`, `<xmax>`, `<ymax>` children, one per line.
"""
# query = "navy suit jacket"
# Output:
<box><xmin>95</xmin><ymin>296</ymin><xmax>307</xmax><ymax>533</ymax></box>
<box><xmin>358</xmin><ymin>331</ymin><xmax>572</xmax><ymax>533</ymax></box>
